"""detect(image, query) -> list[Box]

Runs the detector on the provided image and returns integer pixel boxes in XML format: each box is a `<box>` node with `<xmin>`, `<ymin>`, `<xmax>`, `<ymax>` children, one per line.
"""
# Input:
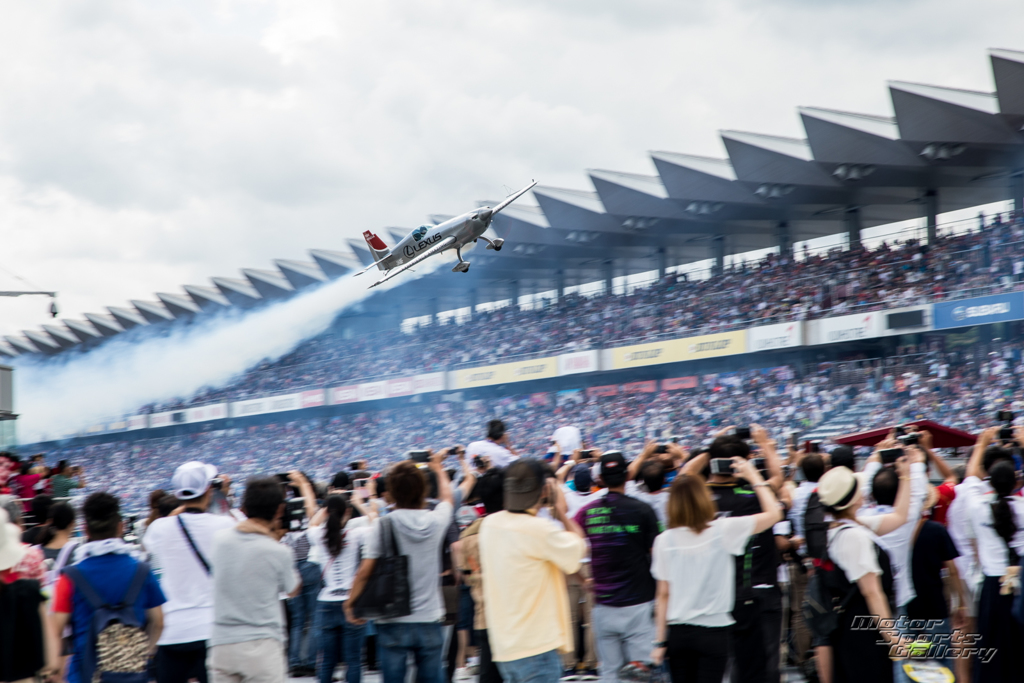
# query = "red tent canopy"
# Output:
<box><xmin>833</xmin><ymin>420</ymin><xmax>976</xmax><ymax>449</ymax></box>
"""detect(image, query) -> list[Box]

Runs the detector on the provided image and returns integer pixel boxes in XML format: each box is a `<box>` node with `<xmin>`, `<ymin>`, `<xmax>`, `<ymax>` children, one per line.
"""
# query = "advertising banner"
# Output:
<box><xmin>451</xmin><ymin>357</ymin><xmax>558</xmax><ymax>389</ymax></box>
<box><xmin>813</xmin><ymin>312</ymin><xmax>880</xmax><ymax>345</ymax></box>
<box><xmin>330</xmin><ymin>386</ymin><xmax>359</xmax><ymax>404</ymax></box>
<box><xmin>622</xmin><ymin>380</ymin><xmax>658</xmax><ymax>394</ymax></box>
<box><xmin>413</xmin><ymin>372</ymin><xmax>446</xmax><ymax>394</ymax></box>
<box><xmin>586</xmin><ymin>385</ymin><xmax>618</xmax><ymax>398</ymax></box>
<box><xmin>148</xmin><ymin>411</ymin><xmax>176</xmax><ymax>428</ymax></box>
<box><xmin>662</xmin><ymin>376</ymin><xmax>698</xmax><ymax>391</ymax></box>
<box><xmin>300</xmin><ymin>390</ymin><xmax>325</xmax><ymax>408</ymax></box>
<box><xmin>232</xmin><ymin>394</ymin><xmax>304</xmax><ymax>417</ymax></box>
<box><xmin>933</xmin><ymin>292</ymin><xmax>1024</xmax><ymax>330</ymax></box>
<box><xmin>748</xmin><ymin>322</ymin><xmax>803</xmax><ymax>352</ymax></box>
<box><xmin>558</xmin><ymin>350</ymin><xmax>599</xmax><ymax>375</ymax></box>
<box><xmin>127</xmin><ymin>415</ymin><xmax>149</xmax><ymax>431</ymax></box>
<box><xmin>185</xmin><ymin>403</ymin><xmax>228</xmax><ymax>423</ymax></box>
<box><xmin>610</xmin><ymin>330</ymin><xmax>746</xmax><ymax>370</ymax></box>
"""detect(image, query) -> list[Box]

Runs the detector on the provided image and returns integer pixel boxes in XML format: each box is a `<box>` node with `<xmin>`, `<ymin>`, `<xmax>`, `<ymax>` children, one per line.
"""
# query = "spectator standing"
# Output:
<box><xmin>143</xmin><ymin>461</ymin><xmax>236</xmax><ymax>683</ymax></box>
<box><xmin>649</xmin><ymin>460</ymin><xmax>781</xmax><ymax>683</ymax></box>
<box><xmin>20</xmin><ymin>494</ymin><xmax>54</xmax><ymax>545</ymax></box>
<box><xmin>479</xmin><ymin>459</ymin><xmax>587</xmax><ymax>683</ymax></box>
<box><xmin>51</xmin><ymin>493</ymin><xmax>166</xmax><ymax>683</ymax></box>
<box><xmin>49</xmin><ymin>461</ymin><xmax>85</xmax><ymax>499</ymax></box>
<box><xmin>347</xmin><ymin>455</ymin><xmax>455</xmax><ymax>683</ymax></box>
<box><xmin>208</xmin><ymin>478</ymin><xmax>300</xmax><ymax>683</ymax></box>
<box><xmin>466</xmin><ymin>420</ymin><xmax>518</xmax><ymax>469</ymax></box>
<box><xmin>282</xmin><ymin>472</ymin><xmax>321</xmax><ymax>678</ymax></box>
<box><xmin>575</xmin><ymin>452</ymin><xmax>659</xmax><ymax>683</ymax></box>
<box><xmin>308</xmin><ymin>494</ymin><xmax>370</xmax><ymax>683</ymax></box>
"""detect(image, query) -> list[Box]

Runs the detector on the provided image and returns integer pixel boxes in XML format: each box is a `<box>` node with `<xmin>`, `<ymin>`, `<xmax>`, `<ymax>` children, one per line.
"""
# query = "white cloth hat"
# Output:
<box><xmin>0</xmin><ymin>508</ymin><xmax>27</xmax><ymax>571</ymax></box>
<box><xmin>172</xmin><ymin>461</ymin><xmax>218</xmax><ymax>500</ymax></box>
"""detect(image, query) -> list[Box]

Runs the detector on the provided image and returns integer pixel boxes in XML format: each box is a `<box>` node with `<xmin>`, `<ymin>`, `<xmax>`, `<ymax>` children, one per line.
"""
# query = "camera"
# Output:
<box><xmin>710</xmin><ymin>458</ymin><xmax>734</xmax><ymax>476</ymax></box>
<box><xmin>409</xmin><ymin>450</ymin><xmax>430</xmax><ymax>463</ymax></box>
<box><xmin>729</xmin><ymin>426</ymin><xmax>752</xmax><ymax>440</ymax></box>
<box><xmin>210</xmin><ymin>478</ymin><xmax>224</xmax><ymax>491</ymax></box>
<box><xmin>880</xmin><ymin>448</ymin><xmax>902</xmax><ymax>465</ymax></box>
<box><xmin>999</xmin><ymin>425</ymin><xmax>1015</xmax><ymax>441</ymax></box>
<box><xmin>581</xmin><ymin>449</ymin><xmax>595</xmax><ymax>459</ymax></box>
<box><xmin>472</xmin><ymin>456</ymin><xmax>486</xmax><ymax>469</ymax></box>
<box><xmin>284</xmin><ymin>498</ymin><xmax>307</xmax><ymax>532</ymax></box>
<box><xmin>897</xmin><ymin>433</ymin><xmax>919</xmax><ymax>446</ymax></box>
<box><xmin>654</xmin><ymin>444</ymin><xmax>669</xmax><ymax>454</ymax></box>
<box><xmin>751</xmin><ymin>457</ymin><xmax>767</xmax><ymax>477</ymax></box>
<box><xmin>805</xmin><ymin>440</ymin><xmax>821</xmax><ymax>453</ymax></box>
<box><xmin>997</xmin><ymin>410</ymin><xmax>1015</xmax><ymax>423</ymax></box>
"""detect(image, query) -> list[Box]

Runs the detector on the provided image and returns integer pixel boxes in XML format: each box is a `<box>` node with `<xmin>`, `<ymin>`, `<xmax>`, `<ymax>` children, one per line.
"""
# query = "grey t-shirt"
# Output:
<box><xmin>209</xmin><ymin>528</ymin><xmax>299</xmax><ymax>646</ymax></box>
<box><xmin>364</xmin><ymin>501</ymin><xmax>453</xmax><ymax>624</ymax></box>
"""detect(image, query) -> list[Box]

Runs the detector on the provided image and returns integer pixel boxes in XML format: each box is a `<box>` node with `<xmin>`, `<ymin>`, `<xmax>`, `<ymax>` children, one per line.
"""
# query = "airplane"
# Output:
<box><xmin>356</xmin><ymin>180</ymin><xmax>537</xmax><ymax>288</ymax></box>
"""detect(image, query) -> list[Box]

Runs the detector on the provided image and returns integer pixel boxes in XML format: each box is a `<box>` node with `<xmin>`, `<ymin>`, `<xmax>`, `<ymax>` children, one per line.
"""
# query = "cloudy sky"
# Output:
<box><xmin>0</xmin><ymin>0</ymin><xmax>1020</xmax><ymax>339</ymax></box>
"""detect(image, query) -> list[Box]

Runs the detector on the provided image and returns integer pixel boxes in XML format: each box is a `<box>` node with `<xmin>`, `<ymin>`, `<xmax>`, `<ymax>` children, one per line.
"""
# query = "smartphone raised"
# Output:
<box><xmin>880</xmin><ymin>448</ymin><xmax>902</xmax><ymax>465</ymax></box>
<box><xmin>710</xmin><ymin>458</ymin><xmax>734</xmax><ymax>476</ymax></box>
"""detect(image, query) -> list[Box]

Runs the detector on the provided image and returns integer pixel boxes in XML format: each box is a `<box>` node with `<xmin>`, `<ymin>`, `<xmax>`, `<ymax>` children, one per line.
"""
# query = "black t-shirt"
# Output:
<box><xmin>906</xmin><ymin>520</ymin><xmax>959</xmax><ymax>620</ymax></box>
<box><xmin>575</xmin><ymin>492</ymin><xmax>660</xmax><ymax>607</ymax></box>
<box><xmin>709</xmin><ymin>481</ymin><xmax>779</xmax><ymax>593</ymax></box>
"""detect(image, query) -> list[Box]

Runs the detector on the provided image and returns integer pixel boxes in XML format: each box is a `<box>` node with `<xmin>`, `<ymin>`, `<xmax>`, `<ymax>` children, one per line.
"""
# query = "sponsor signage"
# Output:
<box><xmin>662</xmin><ymin>376</ymin><xmax>698</xmax><ymax>391</ymax></box>
<box><xmin>414</xmin><ymin>372</ymin><xmax>446</xmax><ymax>394</ymax></box>
<box><xmin>328</xmin><ymin>372</ymin><xmax>447</xmax><ymax>405</ymax></box>
<box><xmin>814</xmin><ymin>313</ymin><xmax>880</xmax><ymax>345</ymax></box>
<box><xmin>331</xmin><ymin>386</ymin><xmax>359</xmax><ymax>404</ymax></box>
<box><xmin>301</xmin><ymin>390</ymin><xmax>325</xmax><ymax>408</ymax></box>
<box><xmin>185</xmin><ymin>403</ymin><xmax>228</xmax><ymax>423</ymax></box>
<box><xmin>451</xmin><ymin>357</ymin><xmax>558</xmax><ymax>390</ymax></box>
<box><xmin>558</xmin><ymin>350</ymin><xmax>599</xmax><ymax>375</ymax></box>
<box><xmin>622</xmin><ymin>380</ymin><xmax>657</xmax><ymax>394</ymax></box>
<box><xmin>127</xmin><ymin>415</ymin><xmax>148</xmax><ymax>431</ymax></box>
<box><xmin>748</xmin><ymin>322</ymin><xmax>802</xmax><ymax>352</ymax></box>
<box><xmin>933</xmin><ymin>292</ymin><xmax>1024</xmax><ymax>330</ymax></box>
<box><xmin>610</xmin><ymin>331</ymin><xmax>746</xmax><ymax>370</ymax></box>
<box><xmin>586</xmin><ymin>385</ymin><xmax>618</xmax><ymax>397</ymax></box>
<box><xmin>149</xmin><ymin>411</ymin><xmax>175</xmax><ymax>428</ymax></box>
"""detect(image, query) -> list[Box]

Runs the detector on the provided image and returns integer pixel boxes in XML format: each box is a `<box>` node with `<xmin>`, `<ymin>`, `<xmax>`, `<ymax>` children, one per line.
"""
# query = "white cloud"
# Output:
<box><xmin>0</xmin><ymin>0</ymin><xmax>1021</xmax><ymax>340</ymax></box>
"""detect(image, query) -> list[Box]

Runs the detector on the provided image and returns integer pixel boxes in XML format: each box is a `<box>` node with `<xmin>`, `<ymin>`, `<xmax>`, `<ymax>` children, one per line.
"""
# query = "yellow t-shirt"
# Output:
<box><xmin>479</xmin><ymin>511</ymin><xmax>586</xmax><ymax>662</ymax></box>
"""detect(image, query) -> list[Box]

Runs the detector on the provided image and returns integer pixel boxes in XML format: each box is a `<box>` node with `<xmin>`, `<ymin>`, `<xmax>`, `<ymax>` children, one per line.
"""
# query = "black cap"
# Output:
<box><xmin>599</xmin><ymin>451</ymin><xmax>626</xmax><ymax>478</ymax></box>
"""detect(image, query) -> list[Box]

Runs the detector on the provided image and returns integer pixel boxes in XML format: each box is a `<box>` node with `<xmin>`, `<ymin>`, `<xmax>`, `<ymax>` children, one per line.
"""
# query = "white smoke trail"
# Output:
<box><xmin>13</xmin><ymin>255</ymin><xmax>452</xmax><ymax>443</ymax></box>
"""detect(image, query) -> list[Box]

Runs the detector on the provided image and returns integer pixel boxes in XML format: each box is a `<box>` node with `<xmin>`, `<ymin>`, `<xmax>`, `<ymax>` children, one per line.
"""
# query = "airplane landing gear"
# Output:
<box><xmin>484</xmin><ymin>237</ymin><xmax>504</xmax><ymax>252</ymax></box>
<box><xmin>453</xmin><ymin>246</ymin><xmax>470</xmax><ymax>273</ymax></box>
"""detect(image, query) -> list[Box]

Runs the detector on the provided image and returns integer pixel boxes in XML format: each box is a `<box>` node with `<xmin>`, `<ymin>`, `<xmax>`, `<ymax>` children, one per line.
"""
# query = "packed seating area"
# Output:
<box><xmin>147</xmin><ymin>213</ymin><xmax>1024</xmax><ymax>412</ymax></box>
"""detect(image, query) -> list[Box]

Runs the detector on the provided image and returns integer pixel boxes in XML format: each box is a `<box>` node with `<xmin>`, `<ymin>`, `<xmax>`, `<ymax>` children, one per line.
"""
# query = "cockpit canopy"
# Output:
<box><xmin>412</xmin><ymin>225</ymin><xmax>432</xmax><ymax>241</ymax></box>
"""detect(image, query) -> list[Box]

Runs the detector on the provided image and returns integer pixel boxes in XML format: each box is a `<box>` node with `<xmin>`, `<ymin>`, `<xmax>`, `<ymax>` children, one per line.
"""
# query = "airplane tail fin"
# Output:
<box><xmin>362</xmin><ymin>230</ymin><xmax>391</xmax><ymax>271</ymax></box>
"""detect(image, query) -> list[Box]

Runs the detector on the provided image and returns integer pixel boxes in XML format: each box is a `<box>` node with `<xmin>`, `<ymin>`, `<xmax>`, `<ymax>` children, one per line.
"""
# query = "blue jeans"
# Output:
<box><xmin>894</xmin><ymin>615</ymin><xmax>953</xmax><ymax>683</ymax></box>
<box><xmin>376</xmin><ymin>622</ymin><xmax>444</xmax><ymax>683</ymax></box>
<box><xmin>289</xmin><ymin>560</ymin><xmax>322</xmax><ymax>669</ymax></box>
<box><xmin>316</xmin><ymin>601</ymin><xmax>366</xmax><ymax>683</ymax></box>
<box><xmin>495</xmin><ymin>649</ymin><xmax>562</xmax><ymax>683</ymax></box>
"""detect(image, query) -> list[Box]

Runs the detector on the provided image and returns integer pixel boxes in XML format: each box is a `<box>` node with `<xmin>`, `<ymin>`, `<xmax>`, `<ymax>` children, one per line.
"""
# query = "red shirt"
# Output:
<box><xmin>931</xmin><ymin>481</ymin><xmax>956</xmax><ymax>525</ymax></box>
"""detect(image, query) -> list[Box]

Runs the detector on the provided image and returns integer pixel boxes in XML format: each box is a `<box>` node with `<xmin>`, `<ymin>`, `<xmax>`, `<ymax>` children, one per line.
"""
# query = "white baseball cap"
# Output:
<box><xmin>172</xmin><ymin>461</ymin><xmax>218</xmax><ymax>500</ymax></box>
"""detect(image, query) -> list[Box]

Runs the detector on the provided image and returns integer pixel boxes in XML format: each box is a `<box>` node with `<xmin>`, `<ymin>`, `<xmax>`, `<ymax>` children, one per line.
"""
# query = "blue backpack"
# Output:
<box><xmin>64</xmin><ymin>562</ymin><xmax>152</xmax><ymax>683</ymax></box>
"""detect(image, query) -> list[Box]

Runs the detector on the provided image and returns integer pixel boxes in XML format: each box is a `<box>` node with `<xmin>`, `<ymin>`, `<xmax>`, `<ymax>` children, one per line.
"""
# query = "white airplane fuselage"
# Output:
<box><xmin>382</xmin><ymin>210</ymin><xmax>489</xmax><ymax>270</ymax></box>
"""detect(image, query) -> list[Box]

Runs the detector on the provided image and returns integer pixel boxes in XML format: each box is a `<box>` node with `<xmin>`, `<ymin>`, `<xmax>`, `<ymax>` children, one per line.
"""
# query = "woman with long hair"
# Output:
<box><xmin>308</xmin><ymin>494</ymin><xmax>373</xmax><ymax>683</ymax></box>
<box><xmin>963</xmin><ymin>426</ymin><xmax>1024</xmax><ymax>683</ymax></box>
<box><xmin>649</xmin><ymin>458</ymin><xmax>781</xmax><ymax>682</ymax></box>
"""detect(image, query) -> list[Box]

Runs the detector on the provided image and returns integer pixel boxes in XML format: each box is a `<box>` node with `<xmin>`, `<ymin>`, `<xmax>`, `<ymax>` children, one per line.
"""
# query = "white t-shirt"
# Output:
<box><xmin>466</xmin><ymin>440</ymin><xmax>516</xmax><ymax>469</ymax></box>
<box><xmin>826</xmin><ymin>517</ymin><xmax>885</xmax><ymax>584</ymax></box>
<box><xmin>625</xmin><ymin>481</ymin><xmax>668</xmax><ymax>527</ymax></box>
<box><xmin>307</xmin><ymin>525</ymin><xmax>368</xmax><ymax>602</ymax></box>
<box><xmin>650</xmin><ymin>516</ymin><xmax>756</xmax><ymax>627</ymax></box>
<box><xmin>563</xmin><ymin>485</ymin><xmax>607</xmax><ymax>520</ymax></box>
<box><xmin>143</xmin><ymin>512</ymin><xmax>236</xmax><ymax>645</ymax></box>
<box><xmin>946</xmin><ymin>477</ymin><xmax>987</xmax><ymax>586</ymax></box>
<box><xmin>962</xmin><ymin>480</ymin><xmax>1024</xmax><ymax>577</ymax></box>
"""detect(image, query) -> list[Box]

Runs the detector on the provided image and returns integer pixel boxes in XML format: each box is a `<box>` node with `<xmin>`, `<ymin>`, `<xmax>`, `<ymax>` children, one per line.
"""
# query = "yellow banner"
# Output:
<box><xmin>610</xmin><ymin>330</ymin><xmax>746</xmax><ymax>369</ymax></box>
<box><xmin>452</xmin><ymin>357</ymin><xmax>558</xmax><ymax>389</ymax></box>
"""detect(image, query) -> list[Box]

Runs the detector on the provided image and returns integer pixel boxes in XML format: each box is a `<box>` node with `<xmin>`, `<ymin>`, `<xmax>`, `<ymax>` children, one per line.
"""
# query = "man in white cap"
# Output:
<box><xmin>143</xmin><ymin>461</ymin><xmax>236</xmax><ymax>683</ymax></box>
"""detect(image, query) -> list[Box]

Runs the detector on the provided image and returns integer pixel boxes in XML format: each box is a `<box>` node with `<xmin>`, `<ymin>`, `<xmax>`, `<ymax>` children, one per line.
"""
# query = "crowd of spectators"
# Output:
<box><xmin>145</xmin><ymin>212</ymin><xmax>1024</xmax><ymax>412</ymax></box>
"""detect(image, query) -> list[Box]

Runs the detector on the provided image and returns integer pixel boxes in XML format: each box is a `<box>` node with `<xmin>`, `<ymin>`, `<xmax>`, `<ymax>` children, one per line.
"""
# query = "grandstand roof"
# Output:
<box><xmin>5</xmin><ymin>47</ymin><xmax>1024</xmax><ymax>359</ymax></box>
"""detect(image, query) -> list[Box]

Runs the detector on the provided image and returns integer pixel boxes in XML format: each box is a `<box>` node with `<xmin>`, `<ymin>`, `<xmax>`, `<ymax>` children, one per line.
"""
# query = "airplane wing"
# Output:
<box><xmin>354</xmin><ymin>254</ymin><xmax>390</xmax><ymax>277</ymax></box>
<box><xmin>368</xmin><ymin>235</ymin><xmax>457</xmax><ymax>289</ymax></box>
<box><xmin>490</xmin><ymin>180</ymin><xmax>537</xmax><ymax>216</ymax></box>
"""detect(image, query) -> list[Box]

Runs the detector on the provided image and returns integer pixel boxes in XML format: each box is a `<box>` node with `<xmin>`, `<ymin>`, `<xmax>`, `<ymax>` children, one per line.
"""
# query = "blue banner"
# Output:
<box><xmin>933</xmin><ymin>292</ymin><xmax>1024</xmax><ymax>330</ymax></box>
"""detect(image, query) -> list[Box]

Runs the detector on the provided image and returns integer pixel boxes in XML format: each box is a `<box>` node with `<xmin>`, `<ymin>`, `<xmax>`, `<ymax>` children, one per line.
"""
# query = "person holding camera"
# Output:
<box><xmin>346</xmin><ymin>452</ymin><xmax>454</xmax><ymax>683</ymax></box>
<box><xmin>681</xmin><ymin>426</ymin><xmax>784</xmax><ymax>683</ymax></box>
<box><xmin>49</xmin><ymin>461</ymin><xmax>86</xmax><ymax>499</ymax></box>
<box><xmin>649</xmin><ymin>458</ymin><xmax>781</xmax><ymax>683</ymax></box>
<box><xmin>280</xmin><ymin>472</ymin><xmax>321</xmax><ymax>678</ymax></box>
<box><xmin>143</xmin><ymin>461</ymin><xmax>236</xmax><ymax>683</ymax></box>
<box><xmin>466</xmin><ymin>420</ymin><xmax>518</xmax><ymax>469</ymax></box>
<box><xmin>814</xmin><ymin>456</ymin><xmax>912</xmax><ymax>683</ymax></box>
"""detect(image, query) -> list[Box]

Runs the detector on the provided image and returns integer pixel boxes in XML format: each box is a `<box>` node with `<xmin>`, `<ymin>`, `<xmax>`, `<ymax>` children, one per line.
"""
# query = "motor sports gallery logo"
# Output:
<box><xmin>951</xmin><ymin>301</ymin><xmax>1011</xmax><ymax>322</ymax></box>
<box><xmin>851</xmin><ymin>616</ymin><xmax>996</xmax><ymax>663</ymax></box>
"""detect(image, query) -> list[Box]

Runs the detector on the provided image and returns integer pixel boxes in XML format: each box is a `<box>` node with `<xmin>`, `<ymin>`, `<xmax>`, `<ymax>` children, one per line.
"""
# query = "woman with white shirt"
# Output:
<box><xmin>963</xmin><ymin>426</ymin><xmax>1024</xmax><ymax>683</ymax></box>
<box><xmin>816</xmin><ymin>457</ymin><xmax>911</xmax><ymax>683</ymax></box>
<box><xmin>649</xmin><ymin>457</ymin><xmax>781</xmax><ymax>683</ymax></box>
<box><xmin>309</xmin><ymin>494</ymin><xmax>372</xmax><ymax>683</ymax></box>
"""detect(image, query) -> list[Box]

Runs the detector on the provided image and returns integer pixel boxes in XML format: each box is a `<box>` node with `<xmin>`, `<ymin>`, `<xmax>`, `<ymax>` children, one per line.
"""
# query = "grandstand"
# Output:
<box><xmin>8</xmin><ymin>49</ymin><xmax>1024</xmax><ymax>508</ymax></box>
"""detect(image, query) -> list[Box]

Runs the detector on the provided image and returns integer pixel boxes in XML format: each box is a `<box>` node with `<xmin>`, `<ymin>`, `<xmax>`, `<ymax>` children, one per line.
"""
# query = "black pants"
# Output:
<box><xmin>975</xmin><ymin>575</ymin><xmax>1024</xmax><ymax>683</ymax></box>
<box><xmin>666</xmin><ymin>624</ymin><xmax>730</xmax><ymax>683</ymax></box>
<box><xmin>475</xmin><ymin>629</ymin><xmax>502</xmax><ymax>683</ymax></box>
<box><xmin>755</xmin><ymin>586</ymin><xmax>783</xmax><ymax>683</ymax></box>
<box><xmin>156</xmin><ymin>641</ymin><xmax>207</xmax><ymax>683</ymax></box>
<box><xmin>730</xmin><ymin>597</ymin><xmax>766</xmax><ymax>683</ymax></box>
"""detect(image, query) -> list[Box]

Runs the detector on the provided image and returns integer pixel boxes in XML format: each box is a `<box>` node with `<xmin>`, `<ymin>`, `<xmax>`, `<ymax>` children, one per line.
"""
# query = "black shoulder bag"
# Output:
<box><xmin>178</xmin><ymin>516</ymin><xmax>211</xmax><ymax>575</ymax></box>
<box><xmin>350</xmin><ymin>516</ymin><xmax>411</xmax><ymax>620</ymax></box>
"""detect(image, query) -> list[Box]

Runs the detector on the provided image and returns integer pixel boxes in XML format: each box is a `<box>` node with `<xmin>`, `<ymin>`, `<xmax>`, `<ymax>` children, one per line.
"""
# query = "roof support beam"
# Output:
<box><xmin>846</xmin><ymin>207</ymin><xmax>862</xmax><ymax>250</ymax></box>
<box><xmin>712</xmin><ymin>236</ymin><xmax>726</xmax><ymax>276</ymax></box>
<box><xmin>604</xmin><ymin>261</ymin><xmax>614</xmax><ymax>295</ymax></box>
<box><xmin>1011</xmin><ymin>172</ymin><xmax>1024</xmax><ymax>216</ymax></box>
<box><xmin>509</xmin><ymin>280</ymin><xmax>520</xmax><ymax>311</ymax></box>
<box><xmin>656</xmin><ymin>248</ymin><xmax>667</xmax><ymax>279</ymax></box>
<box><xmin>925</xmin><ymin>189</ymin><xmax>939</xmax><ymax>244</ymax></box>
<box><xmin>777</xmin><ymin>221</ymin><xmax>792</xmax><ymax>258</ymax></box>
<box><xmin>556</xmin><ymin>270</ymin><xmax>565</xmax><ymax>301</ymax></box>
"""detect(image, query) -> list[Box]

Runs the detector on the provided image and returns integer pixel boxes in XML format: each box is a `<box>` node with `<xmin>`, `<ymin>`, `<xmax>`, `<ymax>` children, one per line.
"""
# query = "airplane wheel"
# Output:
<box><xmin>494</xmin><ymin>245</ymin><xmax>502</xmax><ymax>251</ymax></box>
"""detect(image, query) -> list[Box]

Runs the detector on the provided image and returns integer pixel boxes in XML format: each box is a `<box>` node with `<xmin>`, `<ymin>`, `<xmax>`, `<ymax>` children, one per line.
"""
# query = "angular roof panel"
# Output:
<box><xmin>721</xmin><ymin>131</ymin><xmax>838</xmax><ymax>187</ymax></box>
<box><xmin>83</xmin><ymin>313</ymin><xmax>124</xmax><ymax>337</ymax></box>
<box><xmin>589</xmin><ymin>170</ymin><xmax>693</xmax><ymax>220</ymax></box>
<box><xmin>41</xmin><ymin>324</ymin><xmax>80</xmax><ymax>349</ymax></box>
<box><xmin>651</xmin><ymin>152</ymin><xmax>762</xmax><ymax>205</ymax></box>
<box><xmin>799</xmin><ymin>107</ymin><xmax>925</xmax><ymax>167</ymax></box>
<box><xmin>3</xmin><ymin>336</ymin><xmax>38</xmax><ymax>354</ymax></box>
<box><xmin>0</xmin><ymin>341</ymin><xmax>18</xmax><ymax>358</ymax></box>
<box><xmin>241</xmin><ymin>268</ymin><xmax>294</xmax><ymax>300</ymax></box>
<box><xmin>274</xmin><ymin>260</ymin><xmax>327</xmax><ymax>289</ymax></box>
<box><xmin>63</xmin><ymin>319</ymin><xmax>102</xmax><ymax>342</ymax></box>
<box><xmin>211</xmin><ymin>277</ymin><xmax>263</xmax><ymax>307</ymax></box>
<box><xmin>310</xmin><ymin>249</ymin><xmax>362</xmax><ymax>277</ymax></box>
<box><xmin>991</xmin><ymin>48</ymin><xmax>1024</xmax><ymax>117</ymax></box>
<box><xmin>22</xmin><ymin>330</ymin><xmax>59</xmax><ymax>352</ymax></box>
<box><xmin>132</xmin><ymin>300</ymin><xmax>175</xmax><ymax>323</ymax></box>
<box><xmin>108</xmin><ymin>306</ymin><xmax>148</xmax><ymax>329</ymax></box>
<box><xmin>890</xmin><ymin>81</ymin><xmax>1020</xmax><ymax>144</ymax></box>
<box><xmin>156</xmin><ymin>292</ymin><xmax>202</xmax><ymax>317</ymax></box>
<box><xmin>183</xmin><ymin>284</ymin><xmax>230</xmax><ymax>310</ymax></box>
